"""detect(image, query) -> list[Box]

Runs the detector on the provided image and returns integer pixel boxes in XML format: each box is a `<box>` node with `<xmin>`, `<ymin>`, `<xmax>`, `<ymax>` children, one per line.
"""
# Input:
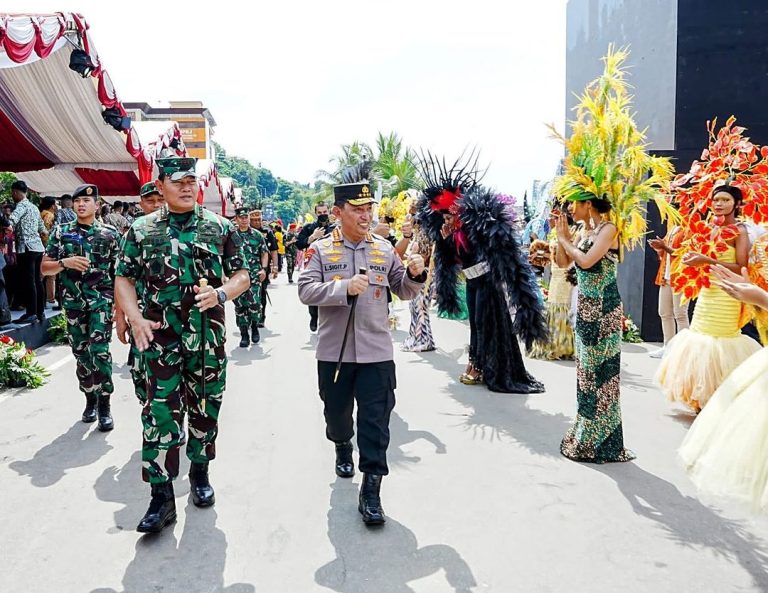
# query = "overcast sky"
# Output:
<box><xmin>11</xmin><ymin>1</ymin><xmax>568</xmax><ymax>197</ymax></box>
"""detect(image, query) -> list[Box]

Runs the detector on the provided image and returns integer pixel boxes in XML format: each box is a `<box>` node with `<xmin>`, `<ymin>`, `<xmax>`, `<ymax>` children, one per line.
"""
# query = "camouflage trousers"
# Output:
<box><xmin>141</xmin><ymin>341</ymin><xmax>227</xmax><ymax>484</ymax></box>
<box><xmin>129</xmin><ymin>340</ymin><xmax>147</xmax><ymax>404</ymax></box>
<box><xmin>286</xmin><ymin>253</ymin><xmax>296</xmax><ymax>279</ymax></box>
<box><xmin>65</xmin><ymin>307</ymin><xmax>114</xmax><ymax>400</ymax></box>
<box><xmin>233</xmin><ymin>281</ymin><xmax>262</xmax><ymax>328</ymax></box>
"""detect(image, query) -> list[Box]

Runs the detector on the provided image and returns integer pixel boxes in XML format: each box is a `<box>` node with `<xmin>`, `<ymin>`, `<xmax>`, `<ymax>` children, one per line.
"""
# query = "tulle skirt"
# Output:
<box><xmin>679</xmin><ymin>347</ymin><xmax>768</xmax><ymax>510</ymax></box>
<box><xmin>656</xmin><ymin>328</ymin><xmax>760</xmax><ymax>411</ymax></box>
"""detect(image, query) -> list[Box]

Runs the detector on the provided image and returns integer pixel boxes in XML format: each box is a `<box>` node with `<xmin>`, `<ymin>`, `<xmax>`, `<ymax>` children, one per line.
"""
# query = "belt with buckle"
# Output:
<box><xmin>463</xmin><ymin>261</ymin><xmax>490</xmax><ymax>279</ymax></box>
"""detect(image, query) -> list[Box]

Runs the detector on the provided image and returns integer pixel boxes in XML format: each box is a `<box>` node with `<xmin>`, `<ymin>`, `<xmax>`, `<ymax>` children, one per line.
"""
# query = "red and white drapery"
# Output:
<box><xmin>0</xmin><ymin>13</ymin><xmax>192</xmax><ymax>199</ymax></box>
<box><xmin>197</xmin><ymin>160</ymin><xmax>230</xmax><ymax>217</ymax></box>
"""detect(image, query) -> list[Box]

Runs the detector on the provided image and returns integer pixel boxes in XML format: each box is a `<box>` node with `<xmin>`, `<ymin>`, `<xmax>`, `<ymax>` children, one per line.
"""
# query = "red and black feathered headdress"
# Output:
<box><xmin>417</xmin><ymin>149</ymin><xmax>482</xmax><ymax>213</ymax></box>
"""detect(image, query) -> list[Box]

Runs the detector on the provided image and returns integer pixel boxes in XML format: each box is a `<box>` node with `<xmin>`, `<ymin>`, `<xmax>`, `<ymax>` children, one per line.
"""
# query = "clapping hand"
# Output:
<box><xmin>712</xmin><ymin>264</ymin><xmax>768</xmax><ymax>308</ymax></box>
<box><xmin>682</xmin><ymin>252</ymin><xmax>709</xmax><ymax>267</ymax></box>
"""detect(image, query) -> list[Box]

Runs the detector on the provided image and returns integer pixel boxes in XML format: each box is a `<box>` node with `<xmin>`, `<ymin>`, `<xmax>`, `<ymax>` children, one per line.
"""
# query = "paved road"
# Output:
<box><xmin>2</xmin><ymin>275</ymin><xmax>767</xmax><ymax>592</ymax></box>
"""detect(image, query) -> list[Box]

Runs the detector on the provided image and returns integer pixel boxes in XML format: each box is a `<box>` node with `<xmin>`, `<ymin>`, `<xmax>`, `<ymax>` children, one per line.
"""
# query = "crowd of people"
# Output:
<box><xmin>0</xmin><ymin>182</ymin><xmax>144</xmax><ymax>326</ymax></box>
<box><xmin>8</xmin><ymin>48</ymin><xmax>768</xmax><ymax>543</ymax></box>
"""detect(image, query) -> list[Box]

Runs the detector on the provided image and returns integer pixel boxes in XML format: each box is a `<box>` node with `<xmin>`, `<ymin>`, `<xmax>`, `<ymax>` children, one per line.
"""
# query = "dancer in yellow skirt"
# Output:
<box><xmin>679</xmin><ymin>255</ymin><xmax>768</xmax><ymax>510</ymax></box>
<box><xmin>529</xmin><ymin>208</ymin><xmax>576</xmax><ymax>361</ymax></box>
<box><xmin>656</xmin><ymin>183</ymin><xmax>760</xmax><ymax>412</ymax></box>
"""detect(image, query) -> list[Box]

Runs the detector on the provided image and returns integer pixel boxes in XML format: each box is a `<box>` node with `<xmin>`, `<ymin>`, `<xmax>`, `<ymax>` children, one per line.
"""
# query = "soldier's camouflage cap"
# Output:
<box><xmin>156</xmin><ymin>157</ymin><xmax>198</xmax><ymax>181</ymax></box>
<box><xmin>139</xmin><ymin>182</ymin><xmax>160</xmax><ymax>198</ymax></box>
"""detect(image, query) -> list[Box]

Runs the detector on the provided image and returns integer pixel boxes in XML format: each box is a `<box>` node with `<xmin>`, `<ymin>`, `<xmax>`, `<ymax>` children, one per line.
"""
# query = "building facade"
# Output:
<box><xmin>566</xmin><ymin>0</ymin><xmax>768</xmax><ymax>340</ymax></box>
<box><xmin>124</xmin><ymin>101</ymin><xmax>216</xmax><ymax>160</ymax></box>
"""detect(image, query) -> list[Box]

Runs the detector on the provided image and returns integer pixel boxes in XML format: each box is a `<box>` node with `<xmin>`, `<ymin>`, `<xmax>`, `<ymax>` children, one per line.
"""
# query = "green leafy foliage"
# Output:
<box><xmin>214</xmin><ymin>142</ymin><xmax>314</xmax><ymax>222</ymax></box>
<box><xmin>47</xmin><ymin>314</ymin><xmax>69</xmax><ymax>344</ymax></box>
<box><xmin>0</xmin><ymin>336</ymin><xmax>49</xmax><ymax>389</ymax></box>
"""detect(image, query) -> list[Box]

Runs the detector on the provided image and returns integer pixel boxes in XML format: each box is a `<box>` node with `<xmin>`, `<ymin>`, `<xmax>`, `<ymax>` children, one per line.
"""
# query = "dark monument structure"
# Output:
<box><xmin>566</xmin><ymin>0</ymin><xmax>768</xmax><ymax>341</ymax></box>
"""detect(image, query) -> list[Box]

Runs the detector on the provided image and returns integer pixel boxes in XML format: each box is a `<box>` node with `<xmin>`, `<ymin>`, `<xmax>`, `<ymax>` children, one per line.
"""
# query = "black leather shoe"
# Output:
<box><xmin>137</xmin><ymin>482</ymin><xmax>176</xmax><ymax>533</ymax></box>
<box><xmin>335</xmin><ymin>441</ymin><xmax>354</xmax><ymax>478</ymax></box>
<box><xmin>358</xmin><ymin>474</ymin><xmax>385</xmax><ymax>526</ymax></box>
<box><xmin>239</xmin><ymin>327</ymin><xmax>250</xmax><ymax>348</ymax></box>
<box><xmin>251</xmin><ymin>323</ymin><xmax>261</xmax><ymax>344</ymax></box>
<box><xmin>309</xmin><ymin>319</ymin><xmax>318</xmax><ymax>332</ymax></box>
<box><xmin>17</xmin><ymin>313</ymin><xmax>37</xmax><ymax>324</ymax></box>
<box><xmin>97</xmin><ymin>396</ymin><xmax>114</xmax><ymax>432</ymax></box>
<box><xmin>189</xmin><ymin>462</ymin><xmax>215</xmax><ymax>507</ymax></box>
<box><xmin>82</xmin><ymin>393</ymin><xmax>97</xmax><ymax>423</ymax></box>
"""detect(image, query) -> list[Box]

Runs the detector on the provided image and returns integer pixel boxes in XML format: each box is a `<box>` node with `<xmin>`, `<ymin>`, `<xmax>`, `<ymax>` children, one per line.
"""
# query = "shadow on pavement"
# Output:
<box><xmin>315</xmin><ymin>478</ymin><xmax>477</xmax><ymax>592</ymax></box>
<box><xmin>388</xmin><ymin>411</ymin><xmax>447</xmax><ymax>468</ymax></box>
<box><xmin>93</xmin><ymin>450</ymin><xmax>145</xmax><ymax>534</ymax></box>
<box><xmin>9</xmin><ymin>420</ymin><xmax>112</xmax><ymax>487</ymax></box>
<box><xmin>592</xmin><ymin>462</ymin><xmax>768</xmax><ymax>591</ymax></box>
<box><xmin>422</xmin><ymin>350</ymin><xmax>768</xmax><ymax>590</ymax></box>
<box><xmin>90</xmin><ymin>504</ymin><xmax>255</xmax><ymax>593</ymax></box>
<box><xmin>228</xmin><ymin>343</ymin><xmax>272</xmax><ymax>365</ymax></box>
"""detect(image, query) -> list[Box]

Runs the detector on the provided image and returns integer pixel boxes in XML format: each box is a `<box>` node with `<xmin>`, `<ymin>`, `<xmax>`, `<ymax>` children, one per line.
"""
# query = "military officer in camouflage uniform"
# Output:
<box><xmin>284</xmin><ymin>223</ymin><xmax>299</xmax><ymax>283</ymax></box>
<box><xmin>298</xmin><ymin>168</ymin><xmax>426</xmax><ymax>526</ymax></box>
<box><xmin>233</xmin><ymin>206</ymin><xmax>267</xmax><ymax>347</ymax></box>
<box><xmin>42</xmin><ymin>184</ymin><xmax>121</xmax><ymax>431</ymax></box>
<box><xmin>115</xmin><ymin>182</ymin><xmax>166</xmax><ymax>405</ymax></box>
<box><xmin>115</xmin><ymin>157</ymin><xmax>249</xmax><ymax>534</ymax></box>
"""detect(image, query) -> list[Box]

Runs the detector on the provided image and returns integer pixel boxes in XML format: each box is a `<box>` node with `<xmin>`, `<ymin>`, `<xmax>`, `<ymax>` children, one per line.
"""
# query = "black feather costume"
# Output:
<box><xmin>416</xmin><ymin>153</ymin><xmax>546</xmax><ymax>393</ymax></box>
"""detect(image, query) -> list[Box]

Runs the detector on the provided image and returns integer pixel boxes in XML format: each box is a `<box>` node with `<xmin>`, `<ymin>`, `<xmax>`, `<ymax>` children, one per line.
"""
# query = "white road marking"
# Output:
<box><xmin>45</xmin><ymin>354</ymin><xmax>74</xmax><ymax>372</ymax></box>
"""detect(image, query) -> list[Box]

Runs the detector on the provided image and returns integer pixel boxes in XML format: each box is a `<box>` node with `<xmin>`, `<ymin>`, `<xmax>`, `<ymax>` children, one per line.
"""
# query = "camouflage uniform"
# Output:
<box><xmin>45</xmin><ymin>220</ymin><xmax>121</xmax><ymax>402</ymax></box>
<box><xmin>233</xmin><ymin>227</ymin><xmax>265</xmax><ymax>331</ymax></box>
<box><xmin>116</xmin><ymin>204</ymin><xmax>245</xmax><ymax>484</ymax></box>
<box><xmin>284</xmin><ymin>230</ymin><xmax>298</xmax><ymax>281</ymax></box>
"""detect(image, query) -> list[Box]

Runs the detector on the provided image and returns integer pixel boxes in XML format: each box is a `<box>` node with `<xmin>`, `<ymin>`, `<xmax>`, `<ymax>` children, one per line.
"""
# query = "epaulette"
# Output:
<box><xmin>370</xmin><ymin>233</ymin><xmax>392</xmax><ymax>248</ymax></box>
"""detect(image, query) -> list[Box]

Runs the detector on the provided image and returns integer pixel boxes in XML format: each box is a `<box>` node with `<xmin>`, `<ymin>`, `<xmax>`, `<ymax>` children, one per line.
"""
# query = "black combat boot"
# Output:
<box><xmin>358</xmin><ymin>474</ymin><xmax>385</xmax><ymax>526</ymax></box>
<box><xmin>251</xmin><ymin>322</ymin><xmax>261</xmax><ymax>344</ymax></box>
<box><xmin>137</xmin><ymin>482</ymin><xmax>176</xmax><ymax>533</ymax></box>
<box><xmin>334</xmin><ymin>441</ymin><xmax>354</xmax><ymax>478</ymax></box>
<box><xmin>97</xmin><ymin>396</ymin><xmax>114</xmax><ymax>432</ymax></box>
<box><xmin>82</xmin><ymin>392</ymin><xmax>97</xmax><ymax>423</ymax></box>
<box><xmin>239</xmin><ymin>327</ymin><xmax>250</xmax><ymax>348</ymax></box>
<box><xmin>189</xmin><ymin>462</ymin><xmax>215</xmax><ymax>507</ymax></box>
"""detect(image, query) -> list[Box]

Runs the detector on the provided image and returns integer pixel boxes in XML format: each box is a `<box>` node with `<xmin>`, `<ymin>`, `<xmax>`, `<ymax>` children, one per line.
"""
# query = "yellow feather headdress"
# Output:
<box><xmin>548</xmin><ymin>46</ymin><xmax>678</xmax><ymax>255</ymax></box>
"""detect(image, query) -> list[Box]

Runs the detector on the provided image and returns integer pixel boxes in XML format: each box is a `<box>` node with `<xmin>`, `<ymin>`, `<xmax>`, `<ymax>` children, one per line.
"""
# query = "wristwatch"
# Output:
<box><xmin>216</xmin><ymin>288</ymin><xmax>227</xmax><ymax>304</ymax></box>
<box><xmin>58</xmin><ymin>259</ymin><xmax>66</xmax><ymax>270</ymax></box>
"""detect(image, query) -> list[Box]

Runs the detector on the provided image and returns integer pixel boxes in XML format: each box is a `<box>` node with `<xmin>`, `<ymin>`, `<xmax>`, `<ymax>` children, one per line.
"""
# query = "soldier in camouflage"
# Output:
<box><xmin>284</xmin><ymin>223</ymin><xmax>299</xmax><ymax>283</ymax></box>
<box><xmin>115</xmin><ymin>182</ymin><xmax>166</xmax><ymax>405</ymax></box>
<box><xmin>115</xmin><ymin>157</ymin><xmax>249</xmax><ymax>534</ymax></box>
<box><xmin>41</xmin><ymin>184</ymin><xmax>121</xmax><ymax>432</ymax></box>
<box><xmin>233</xmin><ymin>207</ymin><xmax>267</xmax><ymax>347</ymax></box>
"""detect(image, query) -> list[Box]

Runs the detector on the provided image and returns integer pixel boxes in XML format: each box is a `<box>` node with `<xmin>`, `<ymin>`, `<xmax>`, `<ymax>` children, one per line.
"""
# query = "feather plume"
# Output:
<box><xmin>549</xmin><ymin>45</ymin><xmax>677</xmax><ymax>256</ymax></box>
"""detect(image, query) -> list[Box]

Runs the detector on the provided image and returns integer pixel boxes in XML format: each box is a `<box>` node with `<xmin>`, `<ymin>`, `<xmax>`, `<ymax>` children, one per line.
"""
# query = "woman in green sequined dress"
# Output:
<box><xmin>554</xmin><ymin>198</ymin><xmax>635</xmax><ymax>463</ymax></box>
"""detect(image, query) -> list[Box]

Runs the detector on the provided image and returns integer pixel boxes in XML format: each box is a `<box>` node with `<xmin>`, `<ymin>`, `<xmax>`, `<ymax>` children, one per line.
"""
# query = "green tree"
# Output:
<box><xmin>372</xmin><ymin>131</ymin><xmax>421</xmax><ymax>198</ymax></box>
<box><xmin>0</xmin><ymin>172</ymin><xmax>18</xmax><ymax>204</ymax></box>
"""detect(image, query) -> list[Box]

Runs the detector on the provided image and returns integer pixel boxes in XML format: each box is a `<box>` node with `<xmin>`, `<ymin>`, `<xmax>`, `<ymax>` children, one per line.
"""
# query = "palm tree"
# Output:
<box><xmin>315</xmin><ymin>141</ymin><xmax>374</xmax><ymax>198</ymax></box>
<box><xmin>372</xmin><ymin>132</ymin><xmax>421</xmax><ymax>198</ymax></box>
